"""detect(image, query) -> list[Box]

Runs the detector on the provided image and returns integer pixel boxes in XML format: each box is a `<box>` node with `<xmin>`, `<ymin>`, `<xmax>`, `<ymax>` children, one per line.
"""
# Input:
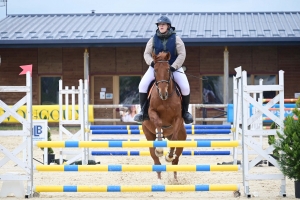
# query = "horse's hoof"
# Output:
<box><xmin>155</xmin><ymin>149</ymin><xmax>164</xmax><ymax>157</ymax></box>
<box><xmin>165</xmin><ymin>155</ymin><xmax>174</xmax><ymax>162</ymax></box>
<box><xmin>157</xmin><ymin>179</ymin><xmax>163</xmax><ymax>185</ymax></box>
<box><xmin>233</xmin><ymin>191</ymin><xmax>241</xmax><ymax>198</ymax></box>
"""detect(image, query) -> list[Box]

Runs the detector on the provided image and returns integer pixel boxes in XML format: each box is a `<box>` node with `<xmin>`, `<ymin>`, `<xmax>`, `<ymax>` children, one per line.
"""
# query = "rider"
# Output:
<box><xmin>134</xmin><ymin>15</ymin><xmax>193</xmax><ymax>124</ymax></box>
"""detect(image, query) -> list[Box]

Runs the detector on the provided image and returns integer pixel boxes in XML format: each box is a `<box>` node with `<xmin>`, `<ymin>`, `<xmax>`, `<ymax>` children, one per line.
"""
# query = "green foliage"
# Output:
<box><xmin>268</xmin><ymin>122</ymin><xmax>279</xmax><ymax>157</ymax></box>
<box><xmin>41</xmin><ymin>116</ymin><xmax>54</xmax><ymax>154</ymax></box>
<box><xmin>272</xmin><ymin>97</ymin><xmax>300</xmax><ymax>181</ymax></box>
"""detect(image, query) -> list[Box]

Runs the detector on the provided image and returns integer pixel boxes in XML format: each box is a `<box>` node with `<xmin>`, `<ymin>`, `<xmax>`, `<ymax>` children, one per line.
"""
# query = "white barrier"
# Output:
<box><xmin>233</xmin><ymin>66</ymin><xmax>286</xmax><ymax>197</ymax></box>
<box><xmin>58</xmin><ymin>79</ymin><xmax>89</xmax><ymax>165</ymax></box>
<box><xmin>0</xmin><ymin>71</ymin><xmax>33</xmax><ymax>198</ymax></box>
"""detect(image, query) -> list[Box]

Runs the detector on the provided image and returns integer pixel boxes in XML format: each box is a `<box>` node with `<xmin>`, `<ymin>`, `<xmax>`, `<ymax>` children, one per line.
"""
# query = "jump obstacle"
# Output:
<box><xmin>0</xmin><ymin>66</ymin><xmax>289</xmax><ymax>198</ymax></box>
<box><xmin>89</xmin><ymin>124</ymin><xmax>232</xmax><ymax>130</ymax></box>
<box><xmin>233</xmin><ymin>66</ymin><xmax>286</xmax><ymax>197</ymax></box>
<box><xmin>34</xmin><ymin>184</ymin><xmax>240</xmax><ymax>193</ymax></box>
<box><xmin>88</xmin><ymin>124</ymin><xmax>234</xmax><ymax>157</ymax></box>
<box><xmin>35</xmin><ymin>140</ymin><xmax>240</xmax><ymax>148</ymax></box>
<box><xmin>35</xmin><ymin>164</ymin><xmax>240</xmax><ymax>172</ymax></box>
<box><xmin>0</xmin><ymin>71</ymin><xmax>33</xmax><ymax>198</ymax></box>
<box><xmin>90</xmin><ymin>150</ymin><xmax>232</xmax><ymax>156</ymax></box>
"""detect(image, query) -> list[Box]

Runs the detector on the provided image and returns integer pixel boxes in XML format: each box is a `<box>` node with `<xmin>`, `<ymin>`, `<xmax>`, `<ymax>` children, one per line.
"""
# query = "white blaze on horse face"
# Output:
<box><xmin>158</xmin><ymin>83</ymin><xmax>168</xmax><ymax>100</ymax></box>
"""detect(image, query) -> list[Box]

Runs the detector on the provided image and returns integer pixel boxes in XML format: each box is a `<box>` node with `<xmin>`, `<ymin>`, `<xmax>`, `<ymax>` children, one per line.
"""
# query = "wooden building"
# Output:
<box><xmin>0</xmin><ymin>12</ymin><xmax>300</xmax><ymax>122</ymax></box>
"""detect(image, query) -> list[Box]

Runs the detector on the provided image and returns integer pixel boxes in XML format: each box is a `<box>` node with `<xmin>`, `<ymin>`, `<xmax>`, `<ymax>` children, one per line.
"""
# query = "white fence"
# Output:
<box><xmin>0</xmin><ymin>71</ymin><xmax>33</xmax><ymax>198</ymax></box>
<box><xmin>233</xmin><ymin>66</ymin><xmax>286</xmax><ymax>197</ymax></box>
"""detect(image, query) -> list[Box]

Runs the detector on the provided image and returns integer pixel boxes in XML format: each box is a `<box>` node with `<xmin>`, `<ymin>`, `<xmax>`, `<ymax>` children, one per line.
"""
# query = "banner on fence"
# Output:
<box><xmin>0</xmin><ymin>105</ymin><xmax>94</xmax><ymax>123</ymax></box>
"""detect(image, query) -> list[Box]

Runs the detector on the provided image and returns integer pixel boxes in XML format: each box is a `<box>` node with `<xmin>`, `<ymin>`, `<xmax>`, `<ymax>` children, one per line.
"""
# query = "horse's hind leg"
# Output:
<box><xmin>165</xmin><ymin>147</ymin><xmax>175</xmax><ymax>162</ymax></box>
<box><xmin>172</xmin><ymin>147</ymin><xmax>184</xmax><ymax>181</ymax></box>
<box><xmin>165</xmin><ymin>134</ymin><xmax>175</xmax><ymax>162</ymax></box>
<box><xmin>170</xmin><ymin>126</ymin><xmax>187</xmax><ymax>181</ymax></box>
<box><xmin>149</xmin><ymin>147</ymin><xmax>162</xmax><ymax>181</ymax></box>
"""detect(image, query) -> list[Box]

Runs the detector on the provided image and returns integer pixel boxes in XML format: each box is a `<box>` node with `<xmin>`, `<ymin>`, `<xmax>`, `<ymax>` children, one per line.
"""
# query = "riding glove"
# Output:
<box><xmin>151</xmin><ymin>61</ymin><xmax>155</xmax><ymax>68</ymax></box>
<box><xmin>170</xmin><ymin>66</ymin><xmax>176</xmax><ymax>72</ymax></box>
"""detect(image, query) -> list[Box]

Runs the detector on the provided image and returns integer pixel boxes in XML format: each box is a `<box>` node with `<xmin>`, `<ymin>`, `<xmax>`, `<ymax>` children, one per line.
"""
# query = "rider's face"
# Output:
<box><xmin>158</xmin><ymin>23</ymin><xmax>168</xmax><ymax>34</ymax></box>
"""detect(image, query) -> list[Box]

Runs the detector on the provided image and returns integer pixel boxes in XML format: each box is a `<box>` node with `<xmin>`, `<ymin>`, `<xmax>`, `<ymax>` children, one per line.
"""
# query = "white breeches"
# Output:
<box><xmin>138</xmin><ymin>66</ymin><xmax>190</xmax><ymax>95</ymax></box>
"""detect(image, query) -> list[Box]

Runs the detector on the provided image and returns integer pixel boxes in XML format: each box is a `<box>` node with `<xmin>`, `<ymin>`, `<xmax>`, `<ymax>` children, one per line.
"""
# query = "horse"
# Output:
<box><xmin>142</xmin><ymin>51</ymin><xmax>187</xmax><ymax>182</ymax></box>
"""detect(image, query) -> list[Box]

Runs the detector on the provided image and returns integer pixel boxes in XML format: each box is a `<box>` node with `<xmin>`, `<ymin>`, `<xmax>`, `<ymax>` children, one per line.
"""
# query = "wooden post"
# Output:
<box><xmin>224</xmin><ymin>46</ymin><xmax>229</xmax><ymax>105</ymax></box>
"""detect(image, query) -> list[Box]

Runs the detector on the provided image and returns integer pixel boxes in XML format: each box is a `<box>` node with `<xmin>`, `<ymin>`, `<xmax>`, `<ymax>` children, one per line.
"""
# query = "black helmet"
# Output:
<box><xmin>155</xmin><ymin>16</ymin><xmax>171</xmax><ymax>26</ymax></box>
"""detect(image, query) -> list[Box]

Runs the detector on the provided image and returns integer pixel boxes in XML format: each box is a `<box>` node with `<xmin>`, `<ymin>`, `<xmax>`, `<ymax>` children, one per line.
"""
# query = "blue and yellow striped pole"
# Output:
<box><xmin>91</xmin><ymin>150</ymin><xmax>232</xmax><ymax>156</ymax></box>
<box><xmin>90</xmin><ymin>129</ymin><xmax>231</xmax><ymax>134</ymax></box>
<box><xmin>35</xmin><ymin>164</ymin><xmax>240</xmax><ymax>172</ymax></box>
<box><xmin>89</xmin><ymin>125</ymin><xmax>232</xmax><ymax>130</ymax></box>
<box><xmin>35</xmin><ymin>140</ymin><xmax>240</xmax><ymax>148</ymax></box>
<box><xmin>91</xmin><ymin>138</ymin><xmax>231</xmax><ymax>141</ymax></box>
<box><xmin>34</xmin><ymin>184</ymin><xmax>239</xmax><ymax>192</ymax></box>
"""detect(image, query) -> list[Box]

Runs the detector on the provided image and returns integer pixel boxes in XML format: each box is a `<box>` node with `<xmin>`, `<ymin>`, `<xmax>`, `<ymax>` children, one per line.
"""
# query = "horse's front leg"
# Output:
<box><xmin>165</xmin><ymin>117</ymin><xmax>183</xmax><ymax>163</ymax></box>
<box><xmin>170</xmin><ymin>118</ymin><xmax>186</xmax><ymax>181</ymax></box>
<box><xmin>148</xmin><ymin>109</ymin><xmax>164</xmax><ymax>157</ymax></box>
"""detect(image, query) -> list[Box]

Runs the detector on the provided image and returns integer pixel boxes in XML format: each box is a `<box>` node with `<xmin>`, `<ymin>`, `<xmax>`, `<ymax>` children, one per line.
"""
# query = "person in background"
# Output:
<box><xmin>121</xmin><ymin>105</ymin><xmax>138</xmax><ymax>123</ymax></box>
<box><xmin>134</xmin><ymin>15</ymin><xmax>193</xmax><ymax>124</ymax></box>
<box><xmin>203</xmin><ymin>86</ymin><xmax>216</xmax><ymax>104</ymax></box>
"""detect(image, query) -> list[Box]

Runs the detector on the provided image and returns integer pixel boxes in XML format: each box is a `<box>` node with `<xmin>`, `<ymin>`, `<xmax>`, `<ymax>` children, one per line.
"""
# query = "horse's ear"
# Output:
<box><xmin>166</xmin><ymin>52</ymin><xmax>171</xmax><ymax>61</ymax></box>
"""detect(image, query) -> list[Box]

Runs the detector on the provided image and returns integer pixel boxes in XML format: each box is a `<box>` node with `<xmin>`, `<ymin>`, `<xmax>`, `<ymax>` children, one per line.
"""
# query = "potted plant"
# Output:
<box><xmin>270</xmin><ymin>98</ymin><xmax>300</xmax><ymax>198</ymax></box>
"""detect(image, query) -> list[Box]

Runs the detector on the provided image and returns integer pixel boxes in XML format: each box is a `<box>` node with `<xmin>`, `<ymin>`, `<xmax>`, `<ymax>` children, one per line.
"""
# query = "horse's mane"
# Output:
<box><xmin>153</xmin><ymin>51</ymin><xmax>170</xmax><ymax>62</ymax></box>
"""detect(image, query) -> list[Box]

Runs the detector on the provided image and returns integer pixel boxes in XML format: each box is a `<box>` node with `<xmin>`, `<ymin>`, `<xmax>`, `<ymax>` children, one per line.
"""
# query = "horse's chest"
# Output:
<box><xmin>156</xmin><ymin>102</ymin><xmax>178</xmax><ymax>116</ymax></box>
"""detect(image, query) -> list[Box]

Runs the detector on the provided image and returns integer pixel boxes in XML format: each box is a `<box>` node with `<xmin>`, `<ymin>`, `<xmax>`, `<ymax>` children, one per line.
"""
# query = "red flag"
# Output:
<box><xmin>19</xmin><ymin>64</ymin><xmax>32</xmax><ymax>76</ymax></box>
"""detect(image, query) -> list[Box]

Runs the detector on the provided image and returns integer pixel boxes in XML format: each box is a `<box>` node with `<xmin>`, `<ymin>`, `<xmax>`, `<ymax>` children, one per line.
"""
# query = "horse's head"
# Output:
<box><xmin>152</xmin><ymin>51</ymin><xmax>171</xmax><ymax>100</ymax></box>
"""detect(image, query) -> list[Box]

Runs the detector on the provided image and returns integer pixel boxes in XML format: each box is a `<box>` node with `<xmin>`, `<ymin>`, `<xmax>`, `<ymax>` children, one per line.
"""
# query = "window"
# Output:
<box><xmin>254</xmin><ymin>75</ymin><xmax>276</xmax><ymax>99</ymax></box>
<box><xmin>228</xmin><ymin>75</ymin><xmax>251</xmax><ymax>104</ymax></box>
<box><xmin>202</xmin><ymin>76</ymin><xmax>223</xmax><ymax>104</ymax></box>
<box><xmin>119</xmin><ymin>76</ymin><xmax>141</xmax><ymax>104</ymax></box>
<box><xmin>40</xmin><ymin>77</ymin><xmax>60</xmax><ymax>105</ymax></box>
<box><xmin>202</xmin><ymin>74</ymin><xmax>276</xmax><ymax>104</ymax></box>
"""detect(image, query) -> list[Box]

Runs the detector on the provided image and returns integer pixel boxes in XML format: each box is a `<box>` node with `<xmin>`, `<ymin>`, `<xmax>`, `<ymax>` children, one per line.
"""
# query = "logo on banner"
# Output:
<box><xmin>32</xmin><ymin>121</ymin><xmax>47</xmax><ymax>141</ymax></box>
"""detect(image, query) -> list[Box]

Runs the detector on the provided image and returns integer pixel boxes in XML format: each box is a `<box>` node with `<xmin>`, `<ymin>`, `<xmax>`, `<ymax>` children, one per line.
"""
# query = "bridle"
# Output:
<box><xmin>154</xmin><ymin>61</ymin><xmax>171</xmax><ymax>86</ymax></box>
<box><xmin>154</xmin><ymin>60</ymin><xmax>175</xmax><ymax>98</ymax></box>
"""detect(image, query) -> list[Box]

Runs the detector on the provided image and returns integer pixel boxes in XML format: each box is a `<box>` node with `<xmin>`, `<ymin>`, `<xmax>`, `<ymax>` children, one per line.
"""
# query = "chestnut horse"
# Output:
<box><xmin>142</xmin><ymin>51</ymin><xmax>187</xmax><ymax>182</ymax></box>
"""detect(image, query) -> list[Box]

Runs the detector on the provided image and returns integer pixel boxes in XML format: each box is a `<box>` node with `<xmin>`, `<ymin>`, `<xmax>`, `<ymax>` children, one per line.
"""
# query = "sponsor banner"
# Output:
<box><xmin>0</xmin><ymin>105</ymin><xmax>94</xmax><ymax>123</ymax></box>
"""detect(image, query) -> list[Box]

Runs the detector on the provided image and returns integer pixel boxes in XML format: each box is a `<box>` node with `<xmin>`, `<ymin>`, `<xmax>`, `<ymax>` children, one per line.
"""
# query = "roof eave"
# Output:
<box><xmin>0</xmin><ymin>37</ymin><xmax>299</xmax><ymax>48</ymax></box>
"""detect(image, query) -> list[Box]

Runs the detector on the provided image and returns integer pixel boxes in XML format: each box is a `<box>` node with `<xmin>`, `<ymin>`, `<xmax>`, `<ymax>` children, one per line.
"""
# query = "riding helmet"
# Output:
<box><xmin>156</xmin><ymin>16</ymin><xmax>172</xmax><ymax>26</ymax></box>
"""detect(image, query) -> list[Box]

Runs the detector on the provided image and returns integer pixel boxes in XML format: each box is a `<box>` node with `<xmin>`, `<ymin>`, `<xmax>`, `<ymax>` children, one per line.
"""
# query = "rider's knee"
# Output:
<box><xmin>181</xmin><ymin>87</ymin><xmax>190</xmax><ymax>96</ymax></box>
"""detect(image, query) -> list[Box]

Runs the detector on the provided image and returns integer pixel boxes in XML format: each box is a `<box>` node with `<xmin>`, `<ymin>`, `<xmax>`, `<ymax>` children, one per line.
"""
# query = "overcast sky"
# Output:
<box><xmin>0</xmin><ymin>0</ymin><xmax>299</xmax><ymax>19</ymax></box>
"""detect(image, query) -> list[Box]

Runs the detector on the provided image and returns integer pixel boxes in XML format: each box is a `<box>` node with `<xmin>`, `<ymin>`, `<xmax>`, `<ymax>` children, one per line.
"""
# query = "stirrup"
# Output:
<box><xmin>134</xmin><ymin>112</ymin><xmax>144</xmax><ymax>122</ymax></box>
<box><xmin>183</xmin><ymin>112</ymin><xmax>193</xmax><ymax>124</ymax></box>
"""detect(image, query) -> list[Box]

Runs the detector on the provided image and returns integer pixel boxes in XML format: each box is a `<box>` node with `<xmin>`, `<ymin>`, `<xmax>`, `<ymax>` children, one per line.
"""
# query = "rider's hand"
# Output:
<box><xmin>170</xmin><ymin>66</ymin><xmax>176</xmax><ymax>72</ymax></box>
<box><xmin>151</xmin><ymin>61</ymin><xmax>155</xmax><ymax>68</ymax></box>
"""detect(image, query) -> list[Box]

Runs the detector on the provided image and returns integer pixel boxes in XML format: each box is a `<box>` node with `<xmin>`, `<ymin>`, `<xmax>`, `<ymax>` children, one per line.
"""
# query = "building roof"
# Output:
<box><xmin>0</xmin><ymin>12</ymin><xmax>300</xmax><ymax>47</ymax></box>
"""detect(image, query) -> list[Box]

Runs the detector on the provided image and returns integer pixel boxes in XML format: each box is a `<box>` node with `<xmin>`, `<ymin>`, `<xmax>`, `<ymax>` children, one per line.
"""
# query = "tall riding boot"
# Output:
<box><xmin>134</xmin><ymin>93</ymin><xmax>148</xmax><ymax>122</ymax></box>
<box><xmin>182</xmin><ymin>94</ymin><xmax>193</xmax><ymax>124</ymax></box>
